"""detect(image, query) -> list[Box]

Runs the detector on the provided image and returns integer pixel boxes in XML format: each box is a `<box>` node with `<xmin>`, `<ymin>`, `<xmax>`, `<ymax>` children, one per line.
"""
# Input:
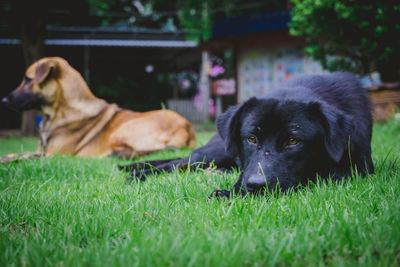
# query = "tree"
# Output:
<box><xmin>290</xmin><ymin>0</ymin><xmax>400</xmax><ymax>82</ymax></box>
<box><xmin>87</xmin><ymin>0</ymin><xmax>181</xmax><ymax>29</ymax></box>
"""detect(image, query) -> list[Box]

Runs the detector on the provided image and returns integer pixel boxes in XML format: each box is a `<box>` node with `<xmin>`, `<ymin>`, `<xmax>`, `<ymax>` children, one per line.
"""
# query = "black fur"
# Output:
<box><xmin>121</xmin><ymin>73</ymin><xmax>374</xmax><ymax>197</ymax></box>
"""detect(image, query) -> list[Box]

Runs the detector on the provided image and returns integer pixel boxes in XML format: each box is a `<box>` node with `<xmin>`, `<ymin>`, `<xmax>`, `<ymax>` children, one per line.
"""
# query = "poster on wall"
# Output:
<box><xmin>273</xmin><ymin>48</ymin><xmax>304</xmax><ymax>84</ymax></box>
<box><xmin>239</xmin><ymin>51</ymin><xmax>274</xmax><ymax>101</ymax></box>
<box><xmin>238</xmin><ymin>47</ymin><xmax>325</xmax><ymax>102</ymax></box>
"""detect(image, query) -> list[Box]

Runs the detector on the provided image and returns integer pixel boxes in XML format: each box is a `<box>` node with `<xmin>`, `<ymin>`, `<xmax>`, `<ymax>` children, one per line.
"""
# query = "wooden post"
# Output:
<box><xmin>173</xmin><ymin>75</ymin><xmax>179</xmax><ymax>100</ymax></box>
<box><xmin>199</xmin><ymin>51</ymin><xmax>211</xmax><ymax>122</ymax></box>
<box><xmin>21</xmin><ymin>111</ymin><xmax>38</xmax><ymax>136</ymax></box>
<box><xmin>215</xmin><ymin>96</ymin><xmax>222</xmax><ymax>118</ymax></box>
<box><xmin>84</xmin><ymin>45</ymin><xmax>90</xmax><ymax>85</ymax></box>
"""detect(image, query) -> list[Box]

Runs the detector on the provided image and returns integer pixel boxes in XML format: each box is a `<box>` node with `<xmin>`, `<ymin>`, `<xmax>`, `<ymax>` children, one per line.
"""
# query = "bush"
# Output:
<box><xmin>290</xmin><ymin>0</ymin><xmax>400</xmax><ymax>82</ymax></box>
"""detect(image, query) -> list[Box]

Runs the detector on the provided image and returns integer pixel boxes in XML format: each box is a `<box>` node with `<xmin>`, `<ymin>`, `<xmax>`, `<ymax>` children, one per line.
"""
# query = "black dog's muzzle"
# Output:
<box><xmin>245</xmin><ymin>174</ymin><xmax>267</xmax><ymax>193</ymax></box>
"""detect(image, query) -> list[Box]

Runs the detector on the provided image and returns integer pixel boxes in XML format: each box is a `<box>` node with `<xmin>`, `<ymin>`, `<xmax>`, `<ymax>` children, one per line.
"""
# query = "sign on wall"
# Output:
<box><xmin>212</xmin><ymin>78</ymin><xmax>236</xmax><ymax>96</ymax></box>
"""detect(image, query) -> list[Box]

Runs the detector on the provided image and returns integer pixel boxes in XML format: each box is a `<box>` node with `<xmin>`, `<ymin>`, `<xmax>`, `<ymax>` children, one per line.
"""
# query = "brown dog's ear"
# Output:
<box><xmin>34</xmin><ymin>60</ymin><xmax>59</xmax><ymax>85</ymax></box>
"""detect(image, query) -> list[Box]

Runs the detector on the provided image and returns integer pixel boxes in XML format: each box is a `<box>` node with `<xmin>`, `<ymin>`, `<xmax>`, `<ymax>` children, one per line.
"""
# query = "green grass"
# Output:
<box><xmin>0</xmin><ymin>120</ymin><xmax>399</xmax><ymax>266</ymax></box>
<box><xmin>0</xmin><ymin>137</ymin><xmax>37</xmax><ymax>156</ymax></box>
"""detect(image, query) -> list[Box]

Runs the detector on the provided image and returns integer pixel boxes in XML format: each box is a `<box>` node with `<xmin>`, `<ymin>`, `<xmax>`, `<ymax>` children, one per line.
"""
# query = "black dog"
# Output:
<box><xmin>121</xmin><ymin>73</ymin><xmax>374</xmax><ymax>197</ymax></box>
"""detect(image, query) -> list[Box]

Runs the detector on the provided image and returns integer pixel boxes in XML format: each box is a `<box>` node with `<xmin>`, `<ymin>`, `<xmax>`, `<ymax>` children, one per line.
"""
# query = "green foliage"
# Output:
<box><xmin>290</xmin><ymin>0</ymin><xmax>400</xmax><ymax>81</ymax></box>
<box><xmin>0</xmin><ymin>120</ymin><xmax>400</xmax><ymax>265</ymax></box>
<box><xmin>86</xmin><ymin>0</ymin><xmax>287</xmax><ymax>41</ymax></box>
<box><xmin>1</xmin><ymin>0</ymin><xmax>288</xmax><ymax>41</ymax></box>
<box><xmin>88</xmin><ymin>0</ymin><xmax>241</xmax><ymax>40</ymax></box>
<box><xmin>87</xmin><ymin>0</ymin><xmax>173</xmax><ymax>28</ymax></box>
<box><xmin>176</xmin><ymin>0</ymin><xmax>239</xmax><ymax>41</ymax></box>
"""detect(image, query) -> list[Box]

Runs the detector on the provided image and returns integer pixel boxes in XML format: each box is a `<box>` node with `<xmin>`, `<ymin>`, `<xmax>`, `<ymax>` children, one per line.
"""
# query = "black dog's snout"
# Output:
<box><xmin>246</xmin><ymin>175</ymin><xmax>266</xmax><ymax>192</ymax></box>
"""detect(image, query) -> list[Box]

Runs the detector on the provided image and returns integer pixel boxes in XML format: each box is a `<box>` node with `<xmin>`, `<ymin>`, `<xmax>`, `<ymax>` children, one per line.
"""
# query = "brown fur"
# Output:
<box><xmin>7</xmin><ymin>57</ymin><xmax>196</xmax><ymax>157</ymax></box>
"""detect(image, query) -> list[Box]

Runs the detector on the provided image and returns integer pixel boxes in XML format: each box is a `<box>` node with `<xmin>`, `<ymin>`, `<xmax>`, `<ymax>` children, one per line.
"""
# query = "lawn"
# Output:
<box><xmin>0</xmin><ymin>120</ymin><xmax>399</xmax><ymax>266</ymax></box>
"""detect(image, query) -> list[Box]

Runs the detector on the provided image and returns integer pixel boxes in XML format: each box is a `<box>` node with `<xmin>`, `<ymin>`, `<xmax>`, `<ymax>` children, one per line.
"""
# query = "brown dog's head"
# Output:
<box><xmin>2</xmin><ymin>57</ymin><xmax>77</xmax><ymax>111</ymax></box>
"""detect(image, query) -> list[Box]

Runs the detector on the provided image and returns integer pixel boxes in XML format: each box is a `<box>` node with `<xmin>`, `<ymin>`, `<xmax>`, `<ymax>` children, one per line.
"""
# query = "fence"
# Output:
<box><xmin>167</xmin><ymin>99</ymin><xmax>204</xmax><ymax>122</ymax></box>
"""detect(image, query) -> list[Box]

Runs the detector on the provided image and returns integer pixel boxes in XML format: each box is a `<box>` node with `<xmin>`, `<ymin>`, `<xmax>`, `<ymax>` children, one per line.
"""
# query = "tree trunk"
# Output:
<box><xmin>12</xmin><ymin>0</ymin><xmax>46</xmax><ymax>136</ymax></box>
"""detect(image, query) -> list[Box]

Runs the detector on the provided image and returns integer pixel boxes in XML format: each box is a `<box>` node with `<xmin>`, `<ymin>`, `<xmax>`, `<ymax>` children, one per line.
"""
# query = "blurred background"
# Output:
<box><xmin>1</xmin><ymin>0</ymin><xmax>399</xmax><ymax>135</ymax></box>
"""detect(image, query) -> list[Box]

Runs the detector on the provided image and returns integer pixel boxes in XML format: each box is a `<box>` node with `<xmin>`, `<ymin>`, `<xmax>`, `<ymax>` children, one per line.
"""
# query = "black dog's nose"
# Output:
<box><xmin>1</xmin><ymin>96</ymin><xmax>8</xmax><ymax>104</ymax></box>
<box><xmin>246</xmin><ymin>175</ymin><xmax>266</xmax><ymax>192</ymax></box>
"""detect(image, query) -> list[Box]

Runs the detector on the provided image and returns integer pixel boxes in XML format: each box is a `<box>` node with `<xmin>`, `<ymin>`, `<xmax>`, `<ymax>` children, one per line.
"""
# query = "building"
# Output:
<box><xmin>203</xmin><ymin>10</ymin><xmax>325</xmax><ymax>104</ymax></box>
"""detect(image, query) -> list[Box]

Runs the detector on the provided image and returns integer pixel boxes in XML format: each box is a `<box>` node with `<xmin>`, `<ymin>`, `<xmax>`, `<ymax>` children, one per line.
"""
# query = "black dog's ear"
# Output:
<box><xmin>216</xmin><ymin>104</ymin><xmax>242</xmax><ymax>155</ymax></box>
<box><xmin>309</xmin><ymin>103</ymin><xmax>354</xmax><ymax>162</ymax></box>
<box><xmin>217</xmin><ymin>98</ymin><xmax>257</xmax><ymax>155</ymax></box>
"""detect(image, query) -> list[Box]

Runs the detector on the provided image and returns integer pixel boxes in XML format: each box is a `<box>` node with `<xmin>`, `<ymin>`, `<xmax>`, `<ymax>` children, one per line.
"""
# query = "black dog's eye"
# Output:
<box><xmin>288</xmin><ymin>137</ymin><xmax>298</xmax><ymax>146</ymax></box>
<box><xmin>247</xmin><ymin>135</ymin><xmax>257</xmax><ymax>144</ymax></box>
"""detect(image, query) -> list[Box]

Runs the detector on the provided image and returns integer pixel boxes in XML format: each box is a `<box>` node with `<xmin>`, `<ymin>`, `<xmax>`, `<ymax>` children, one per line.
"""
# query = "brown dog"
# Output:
<box><xmin>2</xmin><ymin>57</ymin><xmax>196</xmax><ymax>157</ymax></box>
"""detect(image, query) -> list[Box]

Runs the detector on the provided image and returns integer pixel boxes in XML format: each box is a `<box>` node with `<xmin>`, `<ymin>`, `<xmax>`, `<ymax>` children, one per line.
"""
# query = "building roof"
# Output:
<box><xmin>0</xmin><ymin>38</ymin><xmax>196</xmax><ymax>48</ymax></box>
<box><xmin>211</xmin><ymin>10</ymin><xmax>291</xmax><ymax>39</ymax></box>
<box><xmin>0</xmin><ymin>26</ymin><xmax>197</xmax><ymax>48</ymax></box>
<box><xmin>201</xmin><ymin>10</ymin><xmax>303</xmax><ymax>51</ymax></box>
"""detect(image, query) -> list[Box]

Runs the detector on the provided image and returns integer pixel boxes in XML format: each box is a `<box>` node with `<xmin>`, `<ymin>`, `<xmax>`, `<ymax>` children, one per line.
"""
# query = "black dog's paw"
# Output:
<box><xmin>125</xmin><ymin>170</ymin><xmax>147</xmax><ymax>183</ymax></box>
<box><xmin>118</xmin><ymin>164</ymin><xmax>131</xmax><ymax>171</ymax></box>
<box><xmin>209</xmin><ymin>190</ymin><xmax>231</xmax><ymax>200</ymax></box>
<box><xmin>118</xmin><ymin>162</ymin><xmax>148</xmax><ymax>172</ymax></box>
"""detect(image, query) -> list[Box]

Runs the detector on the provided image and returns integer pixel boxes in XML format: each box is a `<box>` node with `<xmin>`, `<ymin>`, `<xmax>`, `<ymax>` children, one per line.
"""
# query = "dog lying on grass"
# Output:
<box><xmin>2</xmin><ymin>57</ymin><xmax>196</xmax><ymax>158</ymax></box>
<box><xmin>121</xmin><ymin>73</ymin><xmax>374</xmax><ymax>197</ymax></box>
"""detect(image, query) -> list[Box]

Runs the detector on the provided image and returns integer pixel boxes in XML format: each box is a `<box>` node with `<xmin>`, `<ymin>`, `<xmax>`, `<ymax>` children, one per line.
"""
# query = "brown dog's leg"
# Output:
<box><xmin>111</xmin><ymin>149</ymin><xmax>137</xmax><ymax>159</ymax></box>
<box><xmin>112</xmin><ymin>148</ymin><xmax>167</xmax><ymax>159</ymax></box>
<box><xmin>0</xmin><ymin>152</ymin><xmax>41</xmax><ymax>164</ymax></box>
